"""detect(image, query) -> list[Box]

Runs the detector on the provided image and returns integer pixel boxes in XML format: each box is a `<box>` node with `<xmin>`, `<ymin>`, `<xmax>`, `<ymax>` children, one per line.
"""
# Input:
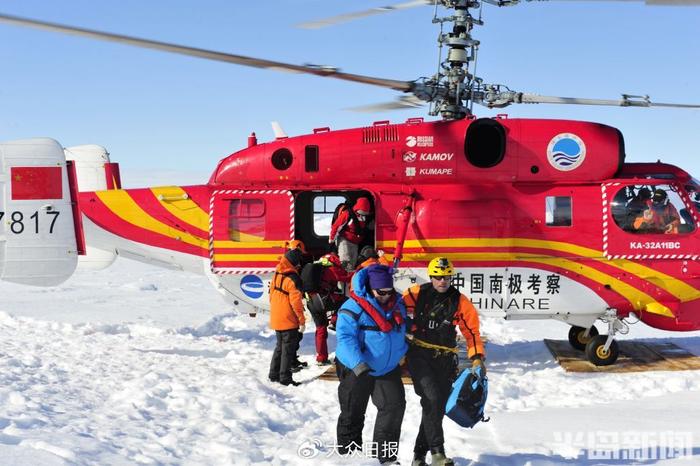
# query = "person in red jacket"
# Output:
<box><xmin>306</xmin><ymin>252</ymin><xmax>353</xmax><ymax>364</ymax></box>
<box><xmin>329</xmin><ymin>197</ymin><xmax>372</xmax><ymax>271</ymax></box>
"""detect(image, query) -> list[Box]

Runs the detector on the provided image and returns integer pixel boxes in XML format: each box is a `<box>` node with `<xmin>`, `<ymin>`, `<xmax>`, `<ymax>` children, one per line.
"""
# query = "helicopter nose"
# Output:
<box><xmin>673</xmin><ymin>298</ymin><xmax>700</xmax><ymax>331</ymax></box>
<box><xmin>639</xmin><ymin>298</ymin><xmax>700</xmax><ymax>332</ymax></box>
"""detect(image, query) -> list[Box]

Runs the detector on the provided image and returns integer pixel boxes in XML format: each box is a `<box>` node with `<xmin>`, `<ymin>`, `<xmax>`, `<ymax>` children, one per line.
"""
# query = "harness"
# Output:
<box><xmin>339</xmin><ymin>291</ymin><xmax>404</xmax><ymax>333</ymax></box>
<box><xmin>408</xmin><ymin>283</ymin><xmax>460</xmax><ymax>350</ymax></box>
<box><xmin>272</xmin><ymin>271</ymin><xmax>302</xmax><ymax>295</ymax></box>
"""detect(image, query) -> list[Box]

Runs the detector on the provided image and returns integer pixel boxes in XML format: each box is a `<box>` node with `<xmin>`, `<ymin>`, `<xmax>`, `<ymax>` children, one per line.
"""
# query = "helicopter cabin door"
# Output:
<box><xmin>604</xmin><ymin>182</ymin><xmax>697</xmax><ymax>259</ymax></box>
<box><xmin>209</xmin><ymin>189</ymin><xmax>293</xmax><ymax>273</ymax></box>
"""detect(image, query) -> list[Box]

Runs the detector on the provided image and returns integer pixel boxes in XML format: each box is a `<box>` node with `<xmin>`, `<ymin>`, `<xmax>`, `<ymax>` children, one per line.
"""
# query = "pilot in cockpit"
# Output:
<box><xmin>633</xmin><ymin>188</ymin><xmax>680</xmax><ymax>234</ymax></box>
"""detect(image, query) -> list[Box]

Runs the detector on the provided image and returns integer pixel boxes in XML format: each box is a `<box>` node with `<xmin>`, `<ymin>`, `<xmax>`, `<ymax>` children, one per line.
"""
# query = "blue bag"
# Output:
<box><xmin>445</xmin><ymin>365</ymin><xmax>489</xmax><ymax>428</ymax></box>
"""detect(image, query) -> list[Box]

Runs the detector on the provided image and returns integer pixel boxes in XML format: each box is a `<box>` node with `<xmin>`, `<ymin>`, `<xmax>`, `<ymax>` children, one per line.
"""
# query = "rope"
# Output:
<box><xmin>407</xmin><ymin>335</ymin><xmax>458</xmax><ymax>354</ymax></box>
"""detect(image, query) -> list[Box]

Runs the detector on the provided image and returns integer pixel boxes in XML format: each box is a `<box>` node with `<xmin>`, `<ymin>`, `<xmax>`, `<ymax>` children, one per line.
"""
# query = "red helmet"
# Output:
<box><xmin>353</xmin><ymin>197</ymin><xmax>371</xmax><ymax>215</ymax></box>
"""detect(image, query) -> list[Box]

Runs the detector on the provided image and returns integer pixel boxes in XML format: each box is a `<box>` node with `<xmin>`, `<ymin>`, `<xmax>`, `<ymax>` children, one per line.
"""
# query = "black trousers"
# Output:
<box><xmin>269</xmin><ymin>329</ymin><xmax>298</xmax><ymax>383</ymax></box>
<box><xmin>336</xmin><ymin>361</ymin><xmax>406</xmax><ymax>463</ymax></box>
<box><xmin>407</xmin><ymin>348</ymin><xmax>458</xmax><ymax>456</ymax></box>
<box><xmin>295</xmin><ymin>330</ymin><xmax>303</xmax><ymax>360</ymax></box>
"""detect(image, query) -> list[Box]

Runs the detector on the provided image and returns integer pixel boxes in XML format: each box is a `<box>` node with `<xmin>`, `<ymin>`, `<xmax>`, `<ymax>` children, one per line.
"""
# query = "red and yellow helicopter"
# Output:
<box><xmin>1</xmin><ymin>1</ymin><xmax>699</xmax><ymax>366</ymax></box>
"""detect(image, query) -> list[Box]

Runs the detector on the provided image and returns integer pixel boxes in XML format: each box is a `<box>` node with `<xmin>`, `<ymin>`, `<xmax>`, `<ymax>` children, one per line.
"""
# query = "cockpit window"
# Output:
<box><xmin>611</xmin><ymin>184</ymin><xmax>695</xmax><ymax>234</ymax></box>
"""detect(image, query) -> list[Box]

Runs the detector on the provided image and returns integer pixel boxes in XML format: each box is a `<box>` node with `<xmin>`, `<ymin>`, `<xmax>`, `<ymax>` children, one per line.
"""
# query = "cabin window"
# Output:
<box><xmin>271</xmin><ymin>148</ymin><xmax>293</xmax><ymax>170</ymax></box>
<box><xmin>545</xmin><ymin>196</ymin><xmax>572</xmax><ymax>227</ymax></box>
<box><xmin>228</xmin><ymin>199</ymin><xmax>265</xmax><ymax>241</ymax></box>
<box><xmin>611</xmin><ymin>184</ymin><xmax>695</xmax><ymax>234</ymax></box>
<box><xmin>305</xmin><ymin>145</ymin><xmax>319</xmax><ymax>172</ymax></box>
<box><xmin>313</xmin><ymin>195</ymin><xmax>346</xmax><ymax>237</ymax></box>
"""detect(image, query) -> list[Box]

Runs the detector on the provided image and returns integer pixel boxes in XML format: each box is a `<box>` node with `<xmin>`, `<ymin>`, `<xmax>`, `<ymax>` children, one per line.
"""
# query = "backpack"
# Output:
<box><xmin>445</xmin><ymin>365</ymin><xmax>489</xmax><ymax>428</ymax></box>
<box><xmin>331</xmin><ymin>202</ymin><xmax>350</xmax><ymax>227</ymax></box>
<box><xmin>300</xmin><ymin>262</ymin><xmax>325</xmax><ymax>293</ymax></box>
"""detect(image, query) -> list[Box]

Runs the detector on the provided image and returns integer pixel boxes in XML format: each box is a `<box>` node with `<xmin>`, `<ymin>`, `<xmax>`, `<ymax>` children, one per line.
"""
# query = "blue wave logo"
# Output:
<box><xmin>240</xmin><ymin>275</ymin><xmax>264</xmax><ymax>299</ymax></box>
<box><xmin>547</xmin><ymin>134</ymin><xmax>586</xmax><ymax>171</ymax></box>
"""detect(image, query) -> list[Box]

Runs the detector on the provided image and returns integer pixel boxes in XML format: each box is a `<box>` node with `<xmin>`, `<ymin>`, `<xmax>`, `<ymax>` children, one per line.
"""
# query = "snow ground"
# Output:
<box><xmin>1</xmin><ymin>259</ymin><xmax>699</xmax><ymax>465</ymax></box>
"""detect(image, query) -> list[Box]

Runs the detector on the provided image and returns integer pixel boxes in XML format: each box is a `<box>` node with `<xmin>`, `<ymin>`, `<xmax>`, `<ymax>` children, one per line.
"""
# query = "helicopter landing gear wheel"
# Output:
<box><xmin>585</xmin><ymin>335</ymin><xmax>619</xmax><ymax>366</ymax></box>
<box><xmin>568</xmin><ymin>325</ymin><xmax>599</xmax><ymax>351</ymax></box>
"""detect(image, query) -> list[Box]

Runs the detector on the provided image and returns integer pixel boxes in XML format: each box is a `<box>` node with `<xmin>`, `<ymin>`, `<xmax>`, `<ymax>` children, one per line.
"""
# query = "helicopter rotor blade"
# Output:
<box><xmin>513</xmin><ymin>0</ymin><xmax>700</xmax><ymax>5</ymax></box>
<box><xmin>346</xmin><ymin>95</ymin><xmax>426</xmax><ymax>113</ymax></box>
<box><xmin>296</xmin><ymin>0</ymin><xmax>700</xmax><ymax>31</ymax></box>
<box><xmin>484</xmin><ymin>92</ymin><xmax>700</xmax><ymax>108</ymax></box>
<box><xmin>296</xmin><ymin>0</ymin><xmax>431</xmax><ymax>29</ymax></box>
<box><xmin>0</xmin><ymin>13</ymin><xmax>413</xmax><ymax>93</ymax></box>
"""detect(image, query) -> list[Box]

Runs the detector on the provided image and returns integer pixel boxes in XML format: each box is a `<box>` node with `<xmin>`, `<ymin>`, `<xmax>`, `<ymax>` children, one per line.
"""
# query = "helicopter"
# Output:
<box><xmin>0</xmin><ymin>1</ymin><xmax>699</xmax><ymax>366</ymax></box>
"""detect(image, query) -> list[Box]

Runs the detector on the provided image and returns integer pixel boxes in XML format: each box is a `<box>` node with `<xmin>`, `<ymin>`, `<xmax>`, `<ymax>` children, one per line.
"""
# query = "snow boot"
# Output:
<box><xmin>281</xmin><ymin>379</ymin><xmax>301</xmax><ymax>387</ymax></box>
<box><xmin>430</xmin><ymin>452</ymin><xmax>454</xmax><ymax>466</ymax></box>
<box><xmin>411</xmin><ymin>454</ymin><xmax>427</xmax><ymax>466</ymax></box>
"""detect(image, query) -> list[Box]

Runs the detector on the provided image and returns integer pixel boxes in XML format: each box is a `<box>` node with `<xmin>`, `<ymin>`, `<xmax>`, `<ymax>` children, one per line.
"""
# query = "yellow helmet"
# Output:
<box><xmin>428</xmin><ymin>257</ymin><xmax>454</xmax><ymax>277</ymax></box>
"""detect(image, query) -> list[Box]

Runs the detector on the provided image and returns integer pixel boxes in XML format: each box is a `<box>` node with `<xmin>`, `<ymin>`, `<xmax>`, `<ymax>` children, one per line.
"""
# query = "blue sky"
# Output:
<box><xmin>0</xmin><ymin>0</ymin><xmax>698</xmax><ymax>183</ymax></box>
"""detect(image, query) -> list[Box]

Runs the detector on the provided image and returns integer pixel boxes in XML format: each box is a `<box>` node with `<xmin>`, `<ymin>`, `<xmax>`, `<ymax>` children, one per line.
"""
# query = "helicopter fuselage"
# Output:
<box><xmin>70</xmin><ymin>116</ymin><xmax>700</xmax><ymax>333</ymax></box>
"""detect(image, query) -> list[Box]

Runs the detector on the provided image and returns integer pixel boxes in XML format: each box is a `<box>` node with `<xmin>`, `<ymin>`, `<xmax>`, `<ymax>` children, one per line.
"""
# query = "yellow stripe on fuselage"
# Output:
<box><xmin>396</xmin><ymin>251</ymin><xmax>655</xmax><ymax>311</ymax></box>
<box><xmin>149</xmin><ymin>187</ymin><xmax>283</xmax><ymax>246</ymax></box>
<box><xmin>213</xmin><ymin>240</ymin><xmax>286</xmax><ymax>249</ymax></box>
<box><xmin>213</xmin><ymin>254</ymin><xmax>281</xmax><ymax>262</ymax></box>
<box><xmin>378</xmin><ymin>237</ymin><xmax>700</xmax><ymax>303</ymax></box>
<box><xmin>150</xmin><ymin>186</ymin><xmax>209</xmax><ymax>231</ymax></box>
<box><xmin>96</xmin><ymin>190</ymin><xmax>208</xmax><ymax>250</ymax></box>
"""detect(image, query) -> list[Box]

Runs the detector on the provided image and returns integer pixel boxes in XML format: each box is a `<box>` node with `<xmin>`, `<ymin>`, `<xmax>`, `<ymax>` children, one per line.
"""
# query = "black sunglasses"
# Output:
<box><xmin>373</xmin><ymin>289</ymin><xmax>395</xmax><ymax>297</ymax></box>
<box><xmin>430</xmin><ymin>276</ymin><xmax>451</xmax><ymax>282</ymax></box>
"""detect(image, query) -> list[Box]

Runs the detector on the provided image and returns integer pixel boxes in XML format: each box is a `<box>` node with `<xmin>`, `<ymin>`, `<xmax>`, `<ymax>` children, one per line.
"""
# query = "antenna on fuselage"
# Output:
<box><xmin>271</xmin><ymin>121</ymin><xmax>288</xmax><ymax>139</ymax></box>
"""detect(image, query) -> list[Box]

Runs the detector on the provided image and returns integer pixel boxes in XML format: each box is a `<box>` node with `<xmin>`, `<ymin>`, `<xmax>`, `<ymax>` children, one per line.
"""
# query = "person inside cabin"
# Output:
<box><xmin>633</xmin><ymin>188</ymin><xmax>681</xmax><ymax>234</ymax></box>
<box><xmin>624</xmin><ymin>187</ymin><xmax>652</xmax><ymax>231</ymax></box>
<box><xmin>329</xmin><ymin>197</ymin><xmax>373</xmax><ymax>272</ymax></box>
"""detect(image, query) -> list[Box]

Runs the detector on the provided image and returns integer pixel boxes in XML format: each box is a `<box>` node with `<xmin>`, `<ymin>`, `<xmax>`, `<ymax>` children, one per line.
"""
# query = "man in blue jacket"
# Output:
<box><xmin>335</xmin><ymin>264</ymin><xmax>408</xmax><ymax>465</ymax></box>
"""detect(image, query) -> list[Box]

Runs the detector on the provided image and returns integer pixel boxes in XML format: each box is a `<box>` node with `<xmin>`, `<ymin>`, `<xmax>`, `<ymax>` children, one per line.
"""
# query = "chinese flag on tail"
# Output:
<box><xmin>11</xmin><ymin>167</ymin><xmax>63</xmax><ymax>200</ymax></box>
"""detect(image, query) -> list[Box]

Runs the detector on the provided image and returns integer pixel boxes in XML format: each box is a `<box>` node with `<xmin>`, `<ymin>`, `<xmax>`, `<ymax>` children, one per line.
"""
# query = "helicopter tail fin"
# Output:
<box><xmin>0</xmin><ymin>138</ymin><xmax>80</xmax><ymax>286</ymax></box>
<box><xmin>64</xmin><ymin>144</ymin><xmax>121</xmax><ymax>191</ymax></box>
<box><xmin>63</xmin><ymin>145</ymin><xmax>119</xmax><ymax>271</ymax></box>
